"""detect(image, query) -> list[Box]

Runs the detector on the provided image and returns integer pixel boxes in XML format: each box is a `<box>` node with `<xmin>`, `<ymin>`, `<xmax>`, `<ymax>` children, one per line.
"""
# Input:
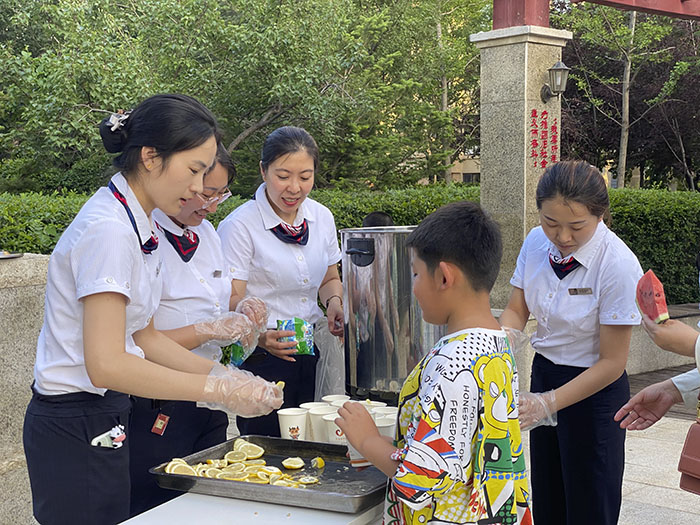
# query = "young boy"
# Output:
<box><xmin>336</xmin><ymin>201</ymin><xmax>532</xmax><ymax>525</ymax></box>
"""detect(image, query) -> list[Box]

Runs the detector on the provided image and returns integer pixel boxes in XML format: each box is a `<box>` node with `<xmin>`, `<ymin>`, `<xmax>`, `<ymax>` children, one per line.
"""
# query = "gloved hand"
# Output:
<box><xmin>193</xmin><ymin>312</ymin><xmax>257</xmax><ymax>349</ymax></box>
<box><xmin>502</xmin><ymin>327</ymin><xmax>529</xmax><ymax>356</ymax></box>
<box><xmin>519</xmin><ymin>390</ymin><xmax>557</xmax><ymax>431</ymax></box>
<box><xmin>235</xmin><ymin>296</ymin><xmax>268</xmax><ymax>333</ymax></box>
<box><xmin>200</xmin><ymin>364</ymin><xmax>284</xmax><ymax>417</ymax></box>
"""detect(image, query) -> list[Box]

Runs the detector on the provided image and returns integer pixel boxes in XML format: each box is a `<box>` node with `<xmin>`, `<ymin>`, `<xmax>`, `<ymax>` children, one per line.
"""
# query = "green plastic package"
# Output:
<box><xmin>277</xmin><ymin>317</ymin><xmax>315</xmax><ymax>355</ymax></box>
<box><xmin>219</xmin><ymin>342</ymin><xmax>252</xmax><ymax>367</ymax></box>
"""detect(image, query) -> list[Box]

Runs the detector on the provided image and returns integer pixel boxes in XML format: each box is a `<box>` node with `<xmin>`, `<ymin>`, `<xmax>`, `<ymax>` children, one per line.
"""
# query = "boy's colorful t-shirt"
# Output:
<box><xmin>384</xmin><ymin>328</ymin><xmax>532</xmax><ymax>525</ymax></box>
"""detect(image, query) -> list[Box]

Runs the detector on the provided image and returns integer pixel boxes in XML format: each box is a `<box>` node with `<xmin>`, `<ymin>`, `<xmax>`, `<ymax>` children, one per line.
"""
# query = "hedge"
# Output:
<box><xmin>2</xmin><ymin>185</ymin><xmax>699</xmax><ymax>304</ymax></box>
<box><xmin>0</xmin><ymin>185</ymin><xmax>479</xmax><ymax>255</ymax></box>
<box><xmin>609</xmin><ymin>189</ymin><xmax>700</xmax><ymax>306</ymax></box>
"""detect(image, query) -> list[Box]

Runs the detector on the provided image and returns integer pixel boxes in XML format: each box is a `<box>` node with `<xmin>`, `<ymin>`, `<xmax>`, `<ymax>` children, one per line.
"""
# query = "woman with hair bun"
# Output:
<box><xmin>218</xmin><ymin>126</ymin><xmax>344</xmax><ymax>437</ymax></box>
<box><xmin>500</xmin><ymin>160</ymin><xmax>643</xmax><ymax>525</ymax></box>
<box><xmin>23</xmin><ymin>94</ymin><xmax>282</xmax><ymax>525</ymax></box>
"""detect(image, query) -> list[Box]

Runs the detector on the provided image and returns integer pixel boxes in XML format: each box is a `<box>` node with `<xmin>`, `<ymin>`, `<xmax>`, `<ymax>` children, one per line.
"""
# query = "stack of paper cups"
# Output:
<box><xmin>308</xmin><ymin>406</ymin><xmax>338</xmax><ymax>443</ymax></box>
<box><xmin>299</xmin><ymin>401</ymin><xmax>330</xmax><ymax>441</ymax></box>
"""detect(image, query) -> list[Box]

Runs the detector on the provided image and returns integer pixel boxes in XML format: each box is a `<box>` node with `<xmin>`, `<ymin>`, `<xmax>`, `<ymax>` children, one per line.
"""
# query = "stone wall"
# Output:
<box><xmin>0</xmin><ymin>254</ymin><xmax>48</xmax><ymax>525</ymax></box>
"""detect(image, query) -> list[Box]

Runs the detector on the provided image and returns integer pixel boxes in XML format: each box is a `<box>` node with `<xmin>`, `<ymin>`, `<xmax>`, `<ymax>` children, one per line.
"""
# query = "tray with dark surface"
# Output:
<box><xmin>150</xmin><ymin>435</ymin><xmax>388</xmax><ymax>514</ymax></box>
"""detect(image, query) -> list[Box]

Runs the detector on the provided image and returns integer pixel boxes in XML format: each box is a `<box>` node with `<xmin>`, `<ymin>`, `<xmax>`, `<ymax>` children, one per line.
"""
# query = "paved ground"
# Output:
<box><xmin>619</xmin><ymin>416</ymin><xmax>700</xmax><ymax>523</ymax></box>
<box><xmin>519</xmin><ymin>416</ymin><xmax>700</xmax><ymax>524</ymax></box>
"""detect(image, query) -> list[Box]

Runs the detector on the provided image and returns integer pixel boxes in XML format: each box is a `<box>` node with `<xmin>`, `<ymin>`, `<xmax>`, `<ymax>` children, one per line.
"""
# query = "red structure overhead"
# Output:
<box><xmin>572</xmin><ymin>0</ymin><xmax>700</xmax><ymax>20</ymax></box>
<box><xmin>493</xmin><ymin>0</ymin><xmax>550</xmax><ymax>29</ymax></box>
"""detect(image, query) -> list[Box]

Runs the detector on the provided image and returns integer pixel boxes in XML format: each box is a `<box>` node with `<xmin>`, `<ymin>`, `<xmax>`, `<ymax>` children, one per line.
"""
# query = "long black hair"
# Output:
<box><xmin>99</xmin><ymin>94</ymin><xmax>220</xmax><ymax>177</ymax></box>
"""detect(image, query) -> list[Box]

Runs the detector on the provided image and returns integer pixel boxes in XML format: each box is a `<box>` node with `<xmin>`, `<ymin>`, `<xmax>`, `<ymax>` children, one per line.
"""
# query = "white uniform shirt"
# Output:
<box><xmin>671</xmin><ymin>367</ymin><xmax>700</xmax><ymax>408</ymax></box>
<box><xmin>152</xmin><ymin>209</ymin><xmax>232</xmax><ymax>360</ymax></box>
<box><xmin>217</xmin><ymin>183</ymin><xmax>341</xmax><ymax>328</ymax></box>
<box><xmin>34</xmin><ymin>173</ymin><xmax>162</xmax><ymax>395</ymax></box>
<box><xmin>511</xmin><ymin>221</ymin><xmax>642</xmax><ymax>368</ymax></box>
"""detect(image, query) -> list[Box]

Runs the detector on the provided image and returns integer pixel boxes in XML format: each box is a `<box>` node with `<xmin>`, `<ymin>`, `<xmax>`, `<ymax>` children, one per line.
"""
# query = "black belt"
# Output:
<box><xmin>131</xmin><ymin>395</ymin><xmax>174</xmax><ymax>411</ymax></box>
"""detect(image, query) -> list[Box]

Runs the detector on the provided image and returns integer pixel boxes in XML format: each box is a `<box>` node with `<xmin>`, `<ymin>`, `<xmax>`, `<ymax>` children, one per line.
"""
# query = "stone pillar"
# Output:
<box><xmin>470</xmin><ymin>26</ymin><xmax>572</xmax><ymax>308</ymax></box>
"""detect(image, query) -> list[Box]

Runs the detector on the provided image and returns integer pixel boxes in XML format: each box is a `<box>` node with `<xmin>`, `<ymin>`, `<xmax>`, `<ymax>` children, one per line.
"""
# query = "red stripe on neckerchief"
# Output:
<box><xmin>155</xmin><ymin>221</ymin><xmax>199</xmax><ymax>263</ymax></box>
<box><xmin>549</xmin><ymin>252</ymin><xmax>581</xmax><ymax>280</ymax></box>
<box><xmin>108</xmin><ymin>181</ymin><xmax>158</xmax><ymax>254</ymax></box>
<box><xmin>270</xmin><ymin>219</ymin><xmax>309</xmax><ymax>246</ymax></box>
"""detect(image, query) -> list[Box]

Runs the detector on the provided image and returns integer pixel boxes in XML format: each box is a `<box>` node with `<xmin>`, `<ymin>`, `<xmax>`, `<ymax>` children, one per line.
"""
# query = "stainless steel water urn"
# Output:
<box><xmin>341</xmin><ymin>226</ymin><xmax>445</xmax><ymax>401</ymax></box>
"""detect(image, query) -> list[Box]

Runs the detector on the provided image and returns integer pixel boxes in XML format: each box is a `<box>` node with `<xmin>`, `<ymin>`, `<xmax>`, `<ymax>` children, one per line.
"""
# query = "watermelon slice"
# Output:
<box><xmin>635</xmin><ymin>270</ymin><xmax>669</xmax><ymax>324</ymax></box>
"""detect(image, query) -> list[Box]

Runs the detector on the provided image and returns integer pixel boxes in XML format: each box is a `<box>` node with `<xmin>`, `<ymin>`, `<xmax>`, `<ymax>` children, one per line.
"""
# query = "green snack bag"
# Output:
<box><xmin>277</xmin><ymin>317</ymin><xmax>315</xmax><ymax>355</ymax></box>
<box><xmin>219</xmin><ymin>342</ymin><xmax>253</xmax><ymax>367</ymax></box>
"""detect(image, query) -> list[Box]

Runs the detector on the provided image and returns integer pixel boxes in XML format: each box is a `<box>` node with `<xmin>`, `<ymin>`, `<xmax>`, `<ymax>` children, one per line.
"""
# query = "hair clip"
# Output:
<box><xmin>107</xmin><ymin>111</ymin><xmax>131</xmax><ymax>132</ymax></box>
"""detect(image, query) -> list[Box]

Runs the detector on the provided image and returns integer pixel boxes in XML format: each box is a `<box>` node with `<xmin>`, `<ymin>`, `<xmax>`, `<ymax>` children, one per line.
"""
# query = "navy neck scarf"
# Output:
<box><xmin>549</xmin><ymin>252</ymin><xmax>581</xmax><ymax>280</ymax></box>
<box><xmin>270</xmin><ymin>220</ymin><xmax>309</xmax><ymax>246</ymax></box>
<box><xmin>156</xmin><ymin>222</ymin><xmax>199</xmax><ymax>263</ymax></box>
<box><xmin>108</xmin><ymin>181</ymin><xmax>158</xmax><ymax>254</ymax></box>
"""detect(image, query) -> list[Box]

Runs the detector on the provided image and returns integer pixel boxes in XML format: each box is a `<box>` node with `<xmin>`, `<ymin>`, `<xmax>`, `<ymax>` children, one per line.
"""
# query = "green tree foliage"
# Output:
<box><xmin>0</xmin><ymin>0</ymin><xmax>490</xmax><ymax>195</ymax></box>
<box><xmin>552</xmin><ymin>2</ymin><xmax>700</xmax><ymax>189</ymax></box>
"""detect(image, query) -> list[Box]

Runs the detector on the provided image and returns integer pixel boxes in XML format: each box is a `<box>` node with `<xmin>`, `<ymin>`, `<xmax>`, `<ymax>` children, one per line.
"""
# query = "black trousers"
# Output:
<box><xmin>529</xmin><ymin>353</ymin><xmax>629</xmax><ymax>525</ymax></box>
<box><xmin>237</xmin><ymin>344</ymin><xmax>319</xmax><ymax>437</ymax></box>
<box><xmin>128</xmin><ymin>397</ymin><xmax>228</xmax><ymax>518</ymax></box>
<box><xmin>23</xmin><ymin>388</ymin><xmax>132</xmax><ymax>525</ymax></box>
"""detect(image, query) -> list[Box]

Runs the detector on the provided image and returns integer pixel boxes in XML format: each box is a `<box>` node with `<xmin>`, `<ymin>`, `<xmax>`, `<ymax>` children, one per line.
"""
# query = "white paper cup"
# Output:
<box><xmin>299</xmin><ymin>401</ymin><xmax>330</xmax><ymax>410</ymax></box>
<box><xmin>346</xmin><ymin>440</ymin><xmax>372</xmax><ymax>468</ymax></box>
<box><xmin>322</xmin><ymin>394</ymin><xmax>350</xmax><ymax>404</ymax></box>
<box><xmin>331</xmin><ymin>399</ymin><xmax>350</xmax><ymax>409</ymax></box>
<box><xmin>372</xmin><ymin>406</ymin><xmax>399</xmax><ymax>418</ymax></box>
<box><xmin>323</xmin><ymin>413</ymin><xmax>347</xmax><ymax>445</ymax></box>
<box><xmin>339</xmin><ymin>400</ymin><xmax>377</xmax><ymax>421</ymax></box>
<box><xmin>308</xmin><ymin>406</ymin><xmax>338</xmax><ymax>443</ymax></box>
<box><xmin>360</xmin><ymin>400</ymin><xmax>387</xmax><ymax>409</ymax></box>
<box><xmin>376</xmin><ymin>416</ymin><xmax>396</xmax><ymax>439</ymax></box>
<box><xmin>299</xmin><ymin>402</ymin><xmax>330</xmax><ymax>441</ymax></box>
<box><xmin>278</xmin><ymin>408</ymin><xmax>308</xmax><ymax>440</ymax></box>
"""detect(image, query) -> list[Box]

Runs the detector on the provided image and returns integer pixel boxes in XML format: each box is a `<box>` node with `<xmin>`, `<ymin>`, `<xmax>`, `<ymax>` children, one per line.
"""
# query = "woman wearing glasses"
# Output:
<box><xmin>128</xmin><ymin>143</ymin><xmax>268</xmax><ymax>516</ymax></box>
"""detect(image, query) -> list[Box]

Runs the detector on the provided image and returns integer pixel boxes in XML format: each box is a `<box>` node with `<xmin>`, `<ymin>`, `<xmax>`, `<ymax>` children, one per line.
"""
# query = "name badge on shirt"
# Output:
<box><xmin>213</xmin><ymin>270</ymin><xmax>222</xmax><ymax>278</ymax></box>
<box><xmin>568</xmin><ymin>287</ymin><xmax>592</xmax><ymax>296</ymax></box>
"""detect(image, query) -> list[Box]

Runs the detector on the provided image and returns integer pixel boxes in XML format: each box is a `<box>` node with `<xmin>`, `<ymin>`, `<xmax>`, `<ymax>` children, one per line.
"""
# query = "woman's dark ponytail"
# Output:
<box><xmin>99</xmin><ymin>112</ymin><xmax>130</xmax><ymax>153</ymax></box>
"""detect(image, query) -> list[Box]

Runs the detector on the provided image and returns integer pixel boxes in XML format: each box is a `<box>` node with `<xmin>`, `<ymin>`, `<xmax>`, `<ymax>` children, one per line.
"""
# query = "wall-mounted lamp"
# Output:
<box><xmin>540</xmin><ymin>60</ymin><xmax>570</xmax><ymax>103</ymax></box>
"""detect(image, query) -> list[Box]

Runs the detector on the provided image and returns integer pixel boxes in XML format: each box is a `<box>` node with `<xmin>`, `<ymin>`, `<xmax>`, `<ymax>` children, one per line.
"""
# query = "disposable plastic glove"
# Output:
<box><xmin>193</xmin><ymin>312</ymin><xmax>256</xmax><ymax>348</ymax></box>
<box><xmin>235</xmin><ymin>296</ymin><xmax>268</xmax><ymax>333</ymax></box>
<box><xmin>200</xmin><ymin>364</ymin><xmax>283</xmax><ymax>417</ymax></box>
<box><xmin>502</xmin><ymin>327</ymin><xmax>529</xmax><ymax>356</ymax></box>
<box><xmin>519</xmin><ymin>390</ymin><xmax>557</xmax><ymax>431</ymax></box>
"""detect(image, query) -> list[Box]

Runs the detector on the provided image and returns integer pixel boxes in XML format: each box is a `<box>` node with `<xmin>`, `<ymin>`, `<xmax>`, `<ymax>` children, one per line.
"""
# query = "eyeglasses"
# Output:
<box><xmin>195</xmin><ymin>189</ymin><xmax>232</xmax><ymax>209</ymax></box>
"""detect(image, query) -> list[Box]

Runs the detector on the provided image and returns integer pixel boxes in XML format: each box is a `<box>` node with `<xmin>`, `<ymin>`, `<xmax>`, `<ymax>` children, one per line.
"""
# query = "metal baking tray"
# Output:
<box><xmin>150</xmin><ymin>435</ymin><xmax>388</xmax><ymax>514</ymax></box>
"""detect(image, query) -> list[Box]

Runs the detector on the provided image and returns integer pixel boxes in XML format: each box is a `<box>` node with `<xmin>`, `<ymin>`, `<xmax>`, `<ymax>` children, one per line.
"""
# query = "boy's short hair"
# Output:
<box><xmin>406</xmin><ymin>201</ymin><xmax>502</xmax><ymax>292</ymax></box>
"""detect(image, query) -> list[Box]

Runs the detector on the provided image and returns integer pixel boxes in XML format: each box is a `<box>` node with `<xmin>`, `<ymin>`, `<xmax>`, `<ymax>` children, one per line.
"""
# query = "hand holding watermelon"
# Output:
<box><xmin>640</xmin><ymin>315</ymin><xmax>700</xmax><ymax>358</ymax></box>
<box><xmin>635</xmin><ymin>270</ymin><xmax>669</xmax><ymax>324</ymax></box>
